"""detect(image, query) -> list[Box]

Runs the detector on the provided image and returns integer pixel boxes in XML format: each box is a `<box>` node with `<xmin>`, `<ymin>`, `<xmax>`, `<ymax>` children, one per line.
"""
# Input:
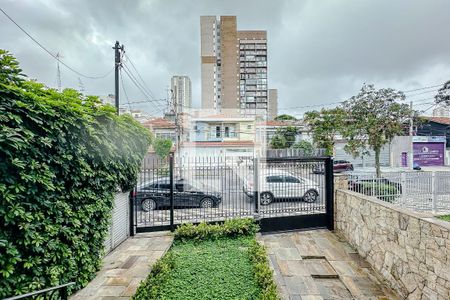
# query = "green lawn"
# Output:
<box><xmin>438</xmin><ymin>215</ymin><xmax>450</xmax><ymax>222</ymax></box>
<box><xmin>132</xmin><ymin>219</ymin><xmax>278</xmax><ymax>300</ymax></box>
<box><xmin>159</xmin><ymin>237</ymin><xmax>259</xmax><ymax>299</ymax></box>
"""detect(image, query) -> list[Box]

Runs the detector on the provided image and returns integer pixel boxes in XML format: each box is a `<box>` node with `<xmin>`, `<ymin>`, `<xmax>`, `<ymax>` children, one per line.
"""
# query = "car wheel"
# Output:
<box><xmin>141</xmin><ymin>198</ymin><xmax>156</xmax><ymax>212</ymax></box>
<box><xmin>346</xmin><ymin>166</ymin><xmax>354</xmax><ymax>171</ymax></box>
<box><xmin>303</xmin><ymin>190</ymin><xmax>318</xmax><ymax>203</ymax></box>
<box><xmin>200</xmin><ymin>197</ymin><xmax>214</xmax><ymax>208</ymax></box>
<box><xmin>260</xmin><ymin>192</ymin><xmax>273</xmax><ymax>205</ymax></box>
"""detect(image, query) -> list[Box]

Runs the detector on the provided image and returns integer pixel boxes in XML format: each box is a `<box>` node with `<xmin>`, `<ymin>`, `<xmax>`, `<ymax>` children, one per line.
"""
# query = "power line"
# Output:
<box><xmin>403</xmin><ymin>84</ymin><xmax>443</xmax><ymax>93</ymax></box>
<box><xmin>0</xmin><ymin>7</ymin><xmax>114</xmax><ymax>79</ymax></box>
<box><xmin>121</xmin><ymin>67</ymin><xmax>167</xmax><ymax>115</ymax></box>
<box><xmin>124</xmin><ymin>53</ymin><xmax>156</xmax><ymax>99</ymax></box>
<box><xmin>119</xmin><ymin>68</ymin><xmax>132</xmax><ymax>111</ymax></box>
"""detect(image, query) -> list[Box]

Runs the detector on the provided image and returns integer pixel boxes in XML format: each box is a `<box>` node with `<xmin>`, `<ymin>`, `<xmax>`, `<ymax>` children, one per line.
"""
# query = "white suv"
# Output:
<box><xmin>243</xmin><ymin>170</ymin><xmax>320</xmax><ymax>205</ymax></box>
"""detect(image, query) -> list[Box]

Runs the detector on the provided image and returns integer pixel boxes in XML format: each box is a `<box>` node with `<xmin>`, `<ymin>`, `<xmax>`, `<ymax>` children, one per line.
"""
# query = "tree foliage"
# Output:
<box><xmin>0</xmin><ymin>50</ymin><xmax>24</xmax><ymax>86</ymax></box>
<box><xmin>435</xmin><ymin>80</ymin><xmax>450</xmax><ymax>105</ymax></box>
<box><xmin>304</xmin><ymin>107</ymin><xmax>346</xmax><ymax>156</ymax></box>
<box><xmin>292</xmin><ymin>140</ymin><xmax>314</xmax><ymax>156</ymax></box>
<box><xmin>342</xmin><ymin>84</ymin><xmax>413</xmax><ymax>176</ymax></box>
<box><xmin>0</xmin><ymin>51</ymin><xmax>151</xmax><ymax>297</ymax></box>
<box><xmin>153</xmin><ymin>137</ymin><xmax>172</xmax><ymax>158</ymax></box>
<box><xmin>269</xmin><ymin>126</ymin><xmax>298</xmax><ymax>149</ymax></box>
<box><xmin>274</xmin><ymin>114</ymin><xmax>296</xmax><ymax>121</ymax></box>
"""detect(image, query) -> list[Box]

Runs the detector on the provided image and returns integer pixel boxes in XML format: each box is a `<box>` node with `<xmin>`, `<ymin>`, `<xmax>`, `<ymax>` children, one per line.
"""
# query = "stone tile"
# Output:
<box><xmin>303</xmin><ymin>258</ymin><xmax>338</xmax><ymax>278</ymax></box>
<box><xmin>274</xmin><ymin>247</ymin><xmax>302</xmax><ymax>261</ymax></box>
<box><xmin>284</xmin><ymin>276</ymin><xmax>308</xmax><ymax>295</ymax></box>
<box><xmin>300</xmin><ymin>296</ymin><xmax>324</xmax><ymax>300</ymax></box>
<box><xmin>262</xmin><ymin>229</ymin><xmax>398</xmax><ymax>300</ymax></box>
<box><xmin>278</xmin><ymin>260</ymin><xmax>310</xmax><ymax>276</ymax></box>
<box><xmin>313</xmin><ymin>278</ymin><xmax>353</xmax><ymax>299</ymax></box>
<box><xmin>95</xmin><ymin>286</ymin><xmax>126</xmax><ymax>297</ymax></box>
<box><xmin>104</xmin><ymin>277</ymin><xmax>131</xmax><ymax>286</ymax></box>
<box><xmin>70</xmin><ymin>233</ymin><xmax>173</xmax><ymax>299</ymax></box>
<box><xmin>341</xmin><ymin>276</ymin><xmax>386</xmax><ymax>298</ymax></box>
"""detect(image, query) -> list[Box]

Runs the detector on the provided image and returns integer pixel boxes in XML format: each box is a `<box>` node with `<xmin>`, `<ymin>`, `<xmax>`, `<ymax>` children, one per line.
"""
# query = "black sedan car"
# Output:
<box><xmin>133</xmin><ymin>178</ymin><xmax>222</xmax><ymax>211</ymax></box>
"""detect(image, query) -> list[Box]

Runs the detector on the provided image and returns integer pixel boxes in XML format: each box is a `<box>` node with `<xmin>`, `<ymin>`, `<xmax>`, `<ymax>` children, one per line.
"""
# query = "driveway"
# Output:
<box><xmin>258</xmin><ymin>229</ymin><xmax>399</xmax><ymax>299</ymax></box>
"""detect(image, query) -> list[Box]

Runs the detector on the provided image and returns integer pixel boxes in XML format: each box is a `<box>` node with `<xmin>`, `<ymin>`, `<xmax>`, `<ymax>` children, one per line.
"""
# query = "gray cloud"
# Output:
<box><xmin>2</xmin><ymin>0</ymin><xmax>450</xmax><ymax>117</ymax></box>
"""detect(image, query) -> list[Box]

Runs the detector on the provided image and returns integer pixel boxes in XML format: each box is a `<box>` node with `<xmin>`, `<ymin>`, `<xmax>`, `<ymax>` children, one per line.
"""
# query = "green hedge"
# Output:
<box><xmin>0</xmin><ymin>50</ymin><xmax>151</xmax><ymax>297</ymax></box>
<box><xmin>358</xmin><ymin>182</ymin><xmax>401</xmax><ymax>202</ymax></box>
<box><xmin>174</xmin><ymin>218</ymin><xmax>260</xmax><ymax>241</ymax></box>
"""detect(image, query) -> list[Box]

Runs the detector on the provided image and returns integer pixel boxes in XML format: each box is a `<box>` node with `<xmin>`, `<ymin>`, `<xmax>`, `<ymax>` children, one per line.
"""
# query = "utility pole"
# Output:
<box><xmin>113</xmin><ymin>41</ymin><xmax>124</xmax><ymax>115</ymax></box>
<box><xmin>56</xmin><ymin>52</ymin><xmax>62</xmax><ymax>92</ymax></box>
<box><xmin>172</xmin><ymin>88</ymin><xmax>182</xmax><ymax>175</ymax></box>
<box><xmin>409</xmin><ymin>101</ymin><xmax>414</xmax><ymax>136</ymax></box>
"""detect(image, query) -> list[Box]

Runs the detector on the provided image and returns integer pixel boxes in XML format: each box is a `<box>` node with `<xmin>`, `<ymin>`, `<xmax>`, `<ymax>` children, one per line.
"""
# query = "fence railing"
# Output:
<box><xmin>2</xmin><ymin>282</ymin><xmax>75</xmax><ymax>300</ymax></box>
<box><xmin>348</xmin><ymin>171</ymin><xmax>450</xmax><ymax>213</ymax></box>
<box><xmin>266</xmin><ymin>148</ymin><xmax>326</xmax><ymax>158</ymax></box>
<box><xmin>132</xmin><ymin>155</ymin><xmax>334</xmax><ymax>232</ymax></box>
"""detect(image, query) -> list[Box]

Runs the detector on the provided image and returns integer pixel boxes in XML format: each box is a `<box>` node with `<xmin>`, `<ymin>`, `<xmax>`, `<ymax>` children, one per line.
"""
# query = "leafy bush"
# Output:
<box><xmin>174</xmin><ymin>218</ymin><xmax>260</xmax><ymax>241</ymax></box>
<box><xmin>132</xmin><ymin>252</ymin><xmax>175</xmax><ymax>300</ymax></box>
<box><xmin>438</xmin><ymin>215</ymin><xmax>450</xmax><ymax>222</ymax></box>
<box><xmin>248</xmin><ymin>240</ymin><xmax>280</xmax><ymax>300</ymax></box>
<box><xmin>0</xmin><ymin>50</ymin><xmax>151</xmax><ymax>297</ymax></box>
<box><xmin>358</xmin><ymin>182</ymin><xmax>401</xmax><ymax>202</ymax></box>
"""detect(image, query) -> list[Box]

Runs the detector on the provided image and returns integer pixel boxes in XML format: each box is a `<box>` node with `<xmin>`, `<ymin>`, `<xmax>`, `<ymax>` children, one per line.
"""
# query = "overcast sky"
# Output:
<box><xmin>2</xmin><ymin>0</ymin><xmax>450</xmax><ymax>117</ymax></box>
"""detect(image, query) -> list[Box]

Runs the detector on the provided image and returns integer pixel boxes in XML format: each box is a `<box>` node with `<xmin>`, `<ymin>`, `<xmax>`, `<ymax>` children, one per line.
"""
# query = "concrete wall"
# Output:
<box><xmin>335</xmin><ymin>189</ymin><xmax>450</xmax><ymax>299</ymax></box>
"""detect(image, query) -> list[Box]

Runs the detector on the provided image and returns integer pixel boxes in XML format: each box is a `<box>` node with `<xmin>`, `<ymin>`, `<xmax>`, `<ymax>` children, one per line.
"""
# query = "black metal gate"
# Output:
<box><xmin>130</xmin><ymin>155</ymin><xmax>333</xmax><ymax>233</ymax></box>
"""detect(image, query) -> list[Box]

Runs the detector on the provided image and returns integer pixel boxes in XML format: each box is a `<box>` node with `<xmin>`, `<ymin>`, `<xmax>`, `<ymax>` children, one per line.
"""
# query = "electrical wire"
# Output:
<box><xmin>124</xmin><ymin>53</ymin><xmax>156</xmax><ymax>99</ymax></box>
<box><xmin>0</xmin><ymin>7</ymin><xmax>114</xmax><ymax>79</ymax></box>
<box><xmin>121</xmin><ymin>67</ymin><xmax>167</xmax><ymax>115</ymax></box>
<box><xmin>119</xmin><ymin>68</ymin><xmax>132</xmax><ymax>111</ymax></box>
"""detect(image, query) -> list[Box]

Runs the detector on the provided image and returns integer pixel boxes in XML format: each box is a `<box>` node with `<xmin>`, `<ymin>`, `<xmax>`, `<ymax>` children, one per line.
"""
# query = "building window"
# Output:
<box><xmin>216</xmin><ymin>126</ymin><xmax>221</xmax><ymax>138</ymax></box>
<box><xmin>247</xmin><ymin>125</ymin><xmax>252</xmax><ymax>129</ymax></box>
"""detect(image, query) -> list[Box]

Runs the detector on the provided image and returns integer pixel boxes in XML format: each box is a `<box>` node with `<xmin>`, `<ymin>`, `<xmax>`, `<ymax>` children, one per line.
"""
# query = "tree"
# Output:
<box><xmin>342</xmin><ymin>84</ymin><xmax>413</xmax><ymax>176</ymax></box>
<box><xmin>435</xmin><ymin>80</ymin><xmax>450</xmax><ymax>105</ymax></box>
<box><xmin>269</xmin><ymin>134</ymin><xmax>286</xmax><ymax>149</ymax></box>
<box><xmin>304</xmin><ymin>107</ymin><xmax>346</xmax><ymax>156</ymax></box>
<box><xmin>292</xmin><ymin>140</ymin><xmax>314</xmax><ymax>156</ymax></box>
<box><xmin>269</xmin><ymin>126</ymin><xmax>298</xmax><ymax>149</ymax></box>
<box><xmin>153</xmin><ymin>137</ymin><xmax>173</xmax><ymax>159</ymax></box>
<box><xmin>0</xmin><ymin>49</ymin><xmax>24</xmax><ymax>86</ymax></box>
<box><xmin>274</xmin><ymin>114</ymin><xmax>297</xmax><ymax>121</ymax></box>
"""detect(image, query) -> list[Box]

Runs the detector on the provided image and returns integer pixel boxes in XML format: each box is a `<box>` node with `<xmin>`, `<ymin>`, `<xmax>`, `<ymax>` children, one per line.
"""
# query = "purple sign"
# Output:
<box><xmin>413</xmin><ymin>142</ymin><xmax>445</xmax><ymax>166</ymax></box>
<box><xmin>401</xmin><ymin>152</ymin><xmax>408</xmax><ymax>167</ymax></box>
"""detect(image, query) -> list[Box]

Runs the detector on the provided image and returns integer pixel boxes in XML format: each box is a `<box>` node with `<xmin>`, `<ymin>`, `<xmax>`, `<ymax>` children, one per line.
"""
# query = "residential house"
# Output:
<box><xmin>180</xmin><ymin>111</ymin><xmax>261</xmax><ymax>158</ymax></box>
<box><xmin>256</xmin><ymin>119</ymin><xmax>310</xmax><ymax>148</ymax></box>
<box><xmin>142</xmin><ymin>118</ymin><xmax>177</xmax><ymax>143</ymax></box>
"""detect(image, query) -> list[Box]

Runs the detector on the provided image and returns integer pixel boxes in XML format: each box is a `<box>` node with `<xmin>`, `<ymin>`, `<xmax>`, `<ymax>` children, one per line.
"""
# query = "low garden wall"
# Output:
<box><xmin>335</xmin><ymin>189</ymin><xmax>450</xmax><ymax>299</ymax></box>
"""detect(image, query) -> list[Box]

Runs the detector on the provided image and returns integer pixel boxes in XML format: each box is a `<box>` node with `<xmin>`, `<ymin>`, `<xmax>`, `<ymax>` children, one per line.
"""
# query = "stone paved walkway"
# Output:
<box><xmin>70</xmin><ymin>232</ymin><xmax>173</xmax><ymax>300</ymax></box>
<box><xmin>258</xmin><ymin>229</ymin><xmax>399</xmax><ymax>300</ymax></box>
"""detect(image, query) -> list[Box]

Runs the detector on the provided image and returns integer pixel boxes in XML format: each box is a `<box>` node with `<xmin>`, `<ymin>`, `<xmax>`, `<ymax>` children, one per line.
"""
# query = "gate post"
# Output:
<box><xmin>129</xmin><ymin>190</ymin><xmax>135</xmax><ymax>237</ymax></box>
<box><xmin>325</xmin><ymin>157</ymin><xmax>334</xmax><ymax>230</ymax></box>
<box><xmin>253</xmin><ymin>157</ymin><xmax>260</xmax><ymax>216</ymax></box>
<box><xmin>169</xmin><ymin>154</ymin><xmax>175</xmax><ymax>231</ymax></box>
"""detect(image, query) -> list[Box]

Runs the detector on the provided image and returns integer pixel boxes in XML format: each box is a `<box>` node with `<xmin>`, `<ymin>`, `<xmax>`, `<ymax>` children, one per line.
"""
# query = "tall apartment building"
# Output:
<box><xmin>200</xmin><ymin>16</ymin><xmax>270</xmax><ymax>118</ymax></box>
<box><xmin>171</xmin><ymin>75</ymin><xmax>192</xmax><ymax>113</ymax></box>
<box><xmin>268</xmin><ymin>89</ymin><xmax>278</xmax><ymax>120</ymax></box>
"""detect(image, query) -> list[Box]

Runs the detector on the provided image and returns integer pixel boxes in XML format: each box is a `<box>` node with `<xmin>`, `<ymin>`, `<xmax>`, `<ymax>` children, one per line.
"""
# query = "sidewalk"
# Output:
<box><xmin>70</xmin><ymin>232</ymin><xmax>173</xmax><ymax>300</ymax></box>
<box><xmin>258</xmin><ymin>229</ymin><xmax>398</xmax><ymax>299</ymax></box>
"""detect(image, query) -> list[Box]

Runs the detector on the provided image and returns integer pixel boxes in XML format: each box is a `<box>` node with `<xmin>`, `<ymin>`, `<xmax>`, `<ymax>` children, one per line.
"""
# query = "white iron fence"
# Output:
<box><xmin>348</xmin><ymin>171</ymin><xmax>450</xmax><ymax>213</ymax></box>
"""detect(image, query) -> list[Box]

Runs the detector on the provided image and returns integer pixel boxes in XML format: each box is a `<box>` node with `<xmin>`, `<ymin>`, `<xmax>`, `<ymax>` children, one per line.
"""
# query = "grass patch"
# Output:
<box><xmin>133</xmin><ymin>219</ymin><xmax>278</xmax><ymax>300</ymax></box>
<box><xmin>438</xmin><ymin>215</ymin><xmax>450</xmax><ymax>222</ymax></box>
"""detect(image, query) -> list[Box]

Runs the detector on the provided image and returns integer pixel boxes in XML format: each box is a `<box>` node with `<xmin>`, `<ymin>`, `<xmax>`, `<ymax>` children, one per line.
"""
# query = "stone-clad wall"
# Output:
<box><xmin>335</xmin><ymin>189</ymin><xmax>450</xmax><ymax>300</ymax></box>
